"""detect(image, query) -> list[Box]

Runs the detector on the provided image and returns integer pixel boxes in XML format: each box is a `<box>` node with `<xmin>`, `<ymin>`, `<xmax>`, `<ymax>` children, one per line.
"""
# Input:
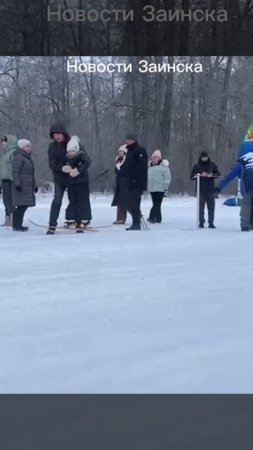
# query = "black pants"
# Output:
<box><xmin>49</xmin><ymin>181</ymin><xmax>76</xmax><ymax>227</ymax></box>
<box><xmin>67</xmin><ymin>183</ymin><xmax>92</xmax><ymax>225</ymax></box>
<box><xmin>149</xmin><ymin>192</ymin><xmax>164</xmax><ymax>223</ymax></box>
<box><xmin>199</xmin><ymin>192</ymin><xmax>215</xmax><ymax>226</ymax></box>
<box><xmin>2</xmin><ymin>180</ymin><xmax>14</xmax><ymax>216</ymax></box>
<box><xmin>13</xmin><ymin>206</ymin><xmax>28</xmax><ymax>228</ymax></box>
<box><xmin>127</xmin><ymin>188</ymin><xmax>142</xmax><ymax>226</ymax></box>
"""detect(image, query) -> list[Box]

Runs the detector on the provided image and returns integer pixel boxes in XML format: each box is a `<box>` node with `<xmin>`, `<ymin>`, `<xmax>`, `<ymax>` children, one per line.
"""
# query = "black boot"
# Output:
<box><xmin>209</xmin><ymin>224</ymin><xmax>216</xmax><ymax>229</ymax></box>
<box><xmin>241</xmin><ymin>227</ymin><xmax>250</xmax><ymax>232</ymax></box>
<box><xmin>13</xmin><ymin>226</ymin><xmax>29</xmax><ymax>232</ymax></box>
<box><xmin>46</xmin><ymin>226</ymin><xmax>56</xmax><ymax>235</ymax></box>
<box><xmin>199</xmin><ymin>224</ymin><xmax>204</xmax><ymax>228</ymax></box>
<box><xmin>126</xmin><ymin>224</ymin><xmax>141</xmax><ymax>231</ymax></box>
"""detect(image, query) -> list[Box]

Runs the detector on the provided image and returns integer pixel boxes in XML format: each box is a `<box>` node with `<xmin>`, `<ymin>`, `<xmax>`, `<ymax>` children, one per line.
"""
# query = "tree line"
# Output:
<box><xmin>0</xmin><ymin>56</ymin><xmax>253</xmax><ymax>193</ymax></box>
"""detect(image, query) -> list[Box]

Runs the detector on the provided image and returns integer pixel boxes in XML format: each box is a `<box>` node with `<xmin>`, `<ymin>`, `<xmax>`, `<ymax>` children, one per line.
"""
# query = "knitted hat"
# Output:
<box><xmin>18</xmin><ymin>139</ymin><xmax>31</xmax><ymax>149</ymax></box>
<box><xmin>118</xmin><ymin>144</ymin><xmax>128</xmax><ymax>154</ymax></box>
<box><xmin>1</xmin><ymin>136</ymin><xmax>7</xmax><ymax>142</ymax></box>
<box><xmin>200</xmin><ymin>151</ymin><xmax>209</xmax><ymax>158</ymax></box>
<box><xmin>67</xmin><ymin>136</ymin><xmax>80</xmax><ymax>152</ymax></box>
<box><xmin>152</xmin><ymin>149</ymin><xmax>162</xmax><ymax>159</ymax></box>
<box><xmin>125</xmin><ymin>133</ymin><xmax>138</xmax><ymax>142</ymax></box>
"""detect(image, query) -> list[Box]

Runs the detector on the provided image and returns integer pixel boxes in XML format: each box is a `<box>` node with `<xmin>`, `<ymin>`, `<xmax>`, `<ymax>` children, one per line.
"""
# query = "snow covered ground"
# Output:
<box><xmin>0</xmin><ymin>194</ymin><xmax>253</xmax><ymax>393</ymax></box>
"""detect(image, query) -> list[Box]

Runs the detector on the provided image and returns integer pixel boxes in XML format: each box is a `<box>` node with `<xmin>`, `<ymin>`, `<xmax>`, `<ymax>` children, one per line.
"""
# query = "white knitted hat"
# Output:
<box><xmin>67</xmin><ymin>136</ymin><xmax>80</xmax><ymax>152</ymax></box>
<box><xmin>18</xmin><ymin>139</ymin><xmax>31</xmax><ymax>149</ymax></box>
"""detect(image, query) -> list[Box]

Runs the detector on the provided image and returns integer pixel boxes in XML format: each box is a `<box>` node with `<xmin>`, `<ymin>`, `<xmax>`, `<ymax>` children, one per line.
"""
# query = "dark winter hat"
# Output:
<box><xmin>50</xmin><ymin>122</ymin><xmax>70</xmax><ymax>140</ymax></box>
<box><xmin>200</xmin><ymin>151</ymin><xmax>209</xmax><ymax>158</ymax></box>
<box><xmin>125</xmin><ymin>132</ymin><xmax>138</xmax><ymax>142</ymax></box>
<box><xmin>1</xmin><ymin>136</ymin><xmax>7</xmax><ymax>142</ymax></box>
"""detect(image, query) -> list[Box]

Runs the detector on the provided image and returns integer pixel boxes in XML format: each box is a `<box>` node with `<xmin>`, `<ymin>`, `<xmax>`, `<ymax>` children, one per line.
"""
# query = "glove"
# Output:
<box><xmin>69</xmin><ymin>168</ymin><xmax>80</xmax><ymax>178</ymax></box>
<box><xmin>213</xmin><ymin>187</ymin><xmax>221</xmax><ymax>194</ymax></box>
<box><xmin>34</xmin><ymin>186</ymin><xmax>38</xmax><ymax>193</ymax></box>
<box><xmin>15</xmin><ymin>186</ymin><xmax>22</xmax><ymax>192</ymax></box>
<box><xmin>62</xmin><ymin>165</ymin><xmax>72</xmax><ymax>174</ymax></box>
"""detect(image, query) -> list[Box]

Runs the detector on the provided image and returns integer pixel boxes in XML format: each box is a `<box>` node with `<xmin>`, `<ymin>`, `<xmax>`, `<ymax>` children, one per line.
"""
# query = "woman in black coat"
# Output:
<box><xmin>111</xmin><ymin>145</ymin><xmax>128</xmax><ymax>224</ymax></box>
<box><xmin>12</xmin><ymin>139</ymin><xmax>37</xmax><ymax>231</ymax></box>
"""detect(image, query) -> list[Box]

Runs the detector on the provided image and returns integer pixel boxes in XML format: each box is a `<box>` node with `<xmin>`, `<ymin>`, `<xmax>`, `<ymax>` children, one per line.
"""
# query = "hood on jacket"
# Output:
<box><xmin>49</xmin><ymin>123</ymin><xmax>70</xmax><ymax>141</ymax></box>
<box><xmin>149</xmin><ymin>159</ymin><xmax>169</xmax><ymax>167</ymax></box>
<box><xmin>198</xmin><ymin>151</ymin><xmax>210</xmax><ymax>164</ymax></box>
<box><xmin>5</xmin><ymin>135</ymin><xmax>18</xmax><ymax>152</ymax></box>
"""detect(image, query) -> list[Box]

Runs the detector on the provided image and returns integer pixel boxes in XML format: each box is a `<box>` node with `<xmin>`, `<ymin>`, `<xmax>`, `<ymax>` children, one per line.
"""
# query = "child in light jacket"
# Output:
<box><xmin>147</xmin><ymin>150</ymin><xmax>171</xmax><ymax>223</ymax></box>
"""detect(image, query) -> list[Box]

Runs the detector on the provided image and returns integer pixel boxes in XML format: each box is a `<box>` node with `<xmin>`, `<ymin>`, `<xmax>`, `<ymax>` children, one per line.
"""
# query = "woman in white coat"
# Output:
<box><xmin>147</xmin><ymin>150</ymin><xmax>171</xmax><ymax>223</ymax></box>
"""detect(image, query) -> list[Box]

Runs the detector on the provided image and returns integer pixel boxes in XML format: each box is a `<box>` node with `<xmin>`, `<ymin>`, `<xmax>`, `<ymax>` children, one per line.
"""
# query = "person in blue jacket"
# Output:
<box><xmin>216</xmin><ymin>149</ymin><xmax>253</xmax><ymax>231</ymax></box>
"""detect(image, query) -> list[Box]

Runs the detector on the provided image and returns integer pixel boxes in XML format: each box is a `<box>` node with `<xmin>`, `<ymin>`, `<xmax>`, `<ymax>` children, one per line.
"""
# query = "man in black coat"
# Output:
<box><xmin>191</xmin><ymin>151</ymin><xmax>220</xmax><ymax>228</ymax></box>
<box><xmin>124</xmin><ymin>133</ymin><xmax>148</xmax><ymax>230</ymax></box>
<box><xmin>47</xmin><ymin>122</ymin><xmax>71</xmax><ymax>233</ymax></box>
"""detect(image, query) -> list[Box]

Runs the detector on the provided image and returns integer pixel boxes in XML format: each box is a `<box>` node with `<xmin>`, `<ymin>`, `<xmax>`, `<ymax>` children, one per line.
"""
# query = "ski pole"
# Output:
<box><xmin>196</xmin><ymin>173</ymin><xmax>200</xmax><ymax>229</ymax></box>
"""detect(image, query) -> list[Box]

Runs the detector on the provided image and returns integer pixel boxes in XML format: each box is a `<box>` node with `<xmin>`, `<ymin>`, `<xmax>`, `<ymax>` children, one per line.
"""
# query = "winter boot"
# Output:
<box><xmin>241</xmin><ymin>227</ymin><xmax>250</xmax><ymax>232</ymax></box>
<box><xmin>46</xmin><ymin>226</ymin><xmax>56</xmax><ymax>235</ymax></box>
<box><xmin>13</xmin><ymin>226</ymin><xmax>29</xmax><ymax>232</ymax></box>
<box><xmin>199</xmin><ymin>224</ymin><xmax>204</xmax><ymax>228</ymax></box>
<box><xmin>208</xmin><ymin>224</ymin><xmax>216</xmax><ymax>229</ymax></box>
<box><xmin>126</xmin><ymin>224</ymin><xmax>141</xmax><ymax>231</ymax></box>
<box><xmin>1</xmin><ymin>215</ymin><xmax>12</xmax><ymax>227</ymax></box>
<box><xmin>75</xmin><ymin>224</ymin><xmax>84</xmax><ymax>234</ymax></box>
<box><xmin>113</xmin><ymin>220</ymin><xmax>125</xmax><ymax>225</ymax></box>
<box><xmin>64</xmin><ymin>220</ymin><xmax>75</xmax><ymax>229</ymax></box>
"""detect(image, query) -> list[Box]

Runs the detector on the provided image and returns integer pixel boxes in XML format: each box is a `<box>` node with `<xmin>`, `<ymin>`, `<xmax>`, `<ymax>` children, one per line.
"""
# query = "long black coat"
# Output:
<box><xmin>111</xmin><ymin>156</ymin><xmax>128</xmax><ymax>208</ymax></box>
<box><xmin>12</xmin><ymin>149</ymin><xmax>36</xmax><ymax>207</ymax></box>
<box><xmin>124</xmin><ymin>141</ymin><xmax>148</xmax><ymax>191</ymax></box>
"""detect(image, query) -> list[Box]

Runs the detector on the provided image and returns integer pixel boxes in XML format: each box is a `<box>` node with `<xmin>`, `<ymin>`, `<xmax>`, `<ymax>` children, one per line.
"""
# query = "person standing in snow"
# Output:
<box><xmin>0</xmin><ymin>135</ymin><xmax>17</xmax><ymax>226</ymax></box>
<box><xmin>147</xmin><ymin>150</ymin><xmax>171</xmax><ymax>224</ymax></box>
<box><xmin>47</xmin><ymin>123</ymin><xmax>71</xmax><ymax>234</ymax></box>
<box><xmin>215</xmin><ymin>151</ymin><xmax>253</xmax><ymax>231</ymax></box>
<box><xmin>111</xmin><ymin>144</ymin><xmax>128</xmax><ymax>225</ymax></box>
<box><xmin>191</xmin><ymin>151</ymin><xmax>220</xmax><ymax>229</ymax></box>
<box><xmin>124</xmin><ymin>133</ymin><xmax>148</xmax><ymax>231</ymax></box>
<box><xmin>12</xmin><ymin>139</ymin><xmax>38</xmax><ymax>232</ymax></box>
<box><xmin>62</xmin><ymin>136</ymin><xmax>91</xmax><ymax>232</ymax></box>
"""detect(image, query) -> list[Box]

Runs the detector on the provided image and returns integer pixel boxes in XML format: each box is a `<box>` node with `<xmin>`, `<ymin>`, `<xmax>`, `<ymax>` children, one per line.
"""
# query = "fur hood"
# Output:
<box><xmin>149</xmin><ymin>159</ymin><xmax>169</xmax><ymax>168</ymax></box>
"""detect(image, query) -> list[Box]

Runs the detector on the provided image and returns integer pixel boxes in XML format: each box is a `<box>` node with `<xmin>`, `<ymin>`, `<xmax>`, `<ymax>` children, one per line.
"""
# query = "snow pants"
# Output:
<box><xmin>240</xmin><ymin>192</ymin><xmax>253</xmax><ymax>229</ymax></box>
<box><xmin>67</xmin><ymin>183</ymin><xmax>92</xmax><ymax>225</ymax></box>
<box><xmin>199</xmin><ymin>192</ymin><xmax>215</xmax><ymax>226</ymax></box>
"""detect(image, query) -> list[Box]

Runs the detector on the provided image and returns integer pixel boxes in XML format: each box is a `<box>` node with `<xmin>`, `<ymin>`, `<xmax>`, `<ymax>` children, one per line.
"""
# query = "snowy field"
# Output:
<box><xmin>0</xmin><ymin>194</ymin><xmax>253</xmax><ymax>393</ymax></box>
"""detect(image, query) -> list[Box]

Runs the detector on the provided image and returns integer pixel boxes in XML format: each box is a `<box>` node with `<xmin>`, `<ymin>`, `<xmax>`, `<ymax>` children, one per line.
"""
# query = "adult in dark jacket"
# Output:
<box><xmin>191</xmin><ymin>151</ymin><xmax>220</xmax><ymax>228</ymax></box>
<box><xmin>124</xmin><ymin>133</ymin><xmax>148</xmax><ymax>230</ymax></box>
<box><xmin>47</xmin><ymin>122</ymin><xmax>71</xmax><ymax>233</ymax></box>
<box><xmin>62</xmin><ymin>136</ymin><xmax>91</xmax><ymax>232</ymax></box>
<box><xmin>111</xmin><ymin>144</ymin><xmax>128</xmax><ymax>225</ymax></box>
<box><xmin>12</xmin><ymin>139</ymin><xmax>37</xmax><ymax>232</ymax></box>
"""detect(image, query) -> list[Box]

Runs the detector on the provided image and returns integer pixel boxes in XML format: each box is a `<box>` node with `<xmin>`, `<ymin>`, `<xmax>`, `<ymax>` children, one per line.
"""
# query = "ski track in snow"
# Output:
<box><xmin>0</xmin><ymin>194</ymin><xmax>253</xmax><ymax>393</ymax></box>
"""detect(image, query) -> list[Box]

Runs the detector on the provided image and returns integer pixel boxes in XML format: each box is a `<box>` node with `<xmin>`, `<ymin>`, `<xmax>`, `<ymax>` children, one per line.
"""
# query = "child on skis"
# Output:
<box><xmin>62</xmin><ymin>136</ymin><xmax>92</xmax><ymax>233</ymax></box>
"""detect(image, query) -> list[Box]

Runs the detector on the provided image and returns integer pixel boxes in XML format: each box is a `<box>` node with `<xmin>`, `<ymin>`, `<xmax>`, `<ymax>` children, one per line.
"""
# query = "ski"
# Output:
<box><xmin>28</xmin><ymin>219</ymin><xmax>99</xmax><ymax>232</ymax></box>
